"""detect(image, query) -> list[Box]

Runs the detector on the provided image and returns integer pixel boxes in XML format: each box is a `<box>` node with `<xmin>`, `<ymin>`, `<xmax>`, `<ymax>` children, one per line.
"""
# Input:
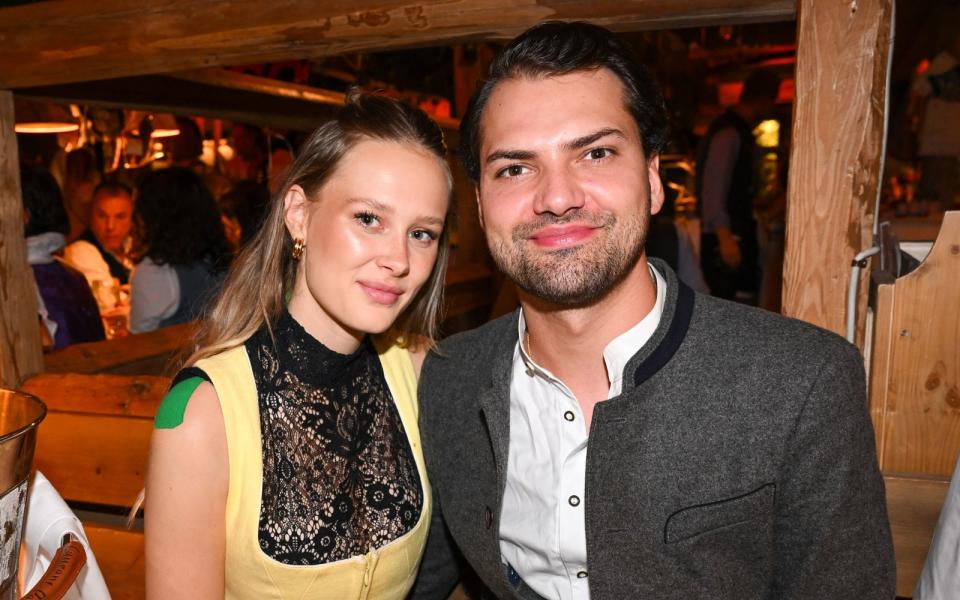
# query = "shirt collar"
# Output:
<box><xmin>516</xmin><ymin>262</ymin><xmax>666</xmax><ymax>387</ymax></box>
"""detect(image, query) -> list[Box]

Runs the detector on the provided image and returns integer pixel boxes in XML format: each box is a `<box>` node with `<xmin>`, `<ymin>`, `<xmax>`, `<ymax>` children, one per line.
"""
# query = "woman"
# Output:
<box><xmin>21</xmin><ymin>165</ymin><xmax>105</xmax><ymax>349</ymax></box>
<box><xmin>145</xmin><ymin>93</ymin><xmax>452</xmax><ymax>599</ymax></box>
<box><xmin>129</xmin><ymin>167</ymin><xmax>231</xmax><ymax>333</ymax></box>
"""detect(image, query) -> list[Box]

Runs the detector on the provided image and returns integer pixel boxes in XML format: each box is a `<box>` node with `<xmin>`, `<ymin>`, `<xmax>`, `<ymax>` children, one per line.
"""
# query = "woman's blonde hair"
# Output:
<box><xmin>185</xmin><ymin>92</ymin><xmax>453</xmax><ymax>366</ymax></box>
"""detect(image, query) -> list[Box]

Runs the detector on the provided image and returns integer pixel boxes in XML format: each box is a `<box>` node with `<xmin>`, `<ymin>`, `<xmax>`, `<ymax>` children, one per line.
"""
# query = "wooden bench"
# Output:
<box><xmin>21</xmin><ymin>372</ymin><xmax>164</xmax><ymax>600</ymax></box>
<box><xmin>869</xmin><ymin>211</ymin><xmax>960</xmax><ymax>595</ymax></box>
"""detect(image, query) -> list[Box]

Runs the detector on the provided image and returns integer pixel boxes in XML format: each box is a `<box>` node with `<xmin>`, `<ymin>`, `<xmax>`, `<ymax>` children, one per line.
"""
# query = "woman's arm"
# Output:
<box><xmin>145</xmin><ymin>381</ymin><xmax>228</xmax><ymax>599</ymax></box>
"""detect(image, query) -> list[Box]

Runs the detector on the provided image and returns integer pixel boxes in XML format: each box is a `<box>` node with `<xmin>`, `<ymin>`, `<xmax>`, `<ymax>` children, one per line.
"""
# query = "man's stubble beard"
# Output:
<box><xmin>489</xmin><ymin>206</ymin><xmax>649</xmax><ymax>307</ymax></box>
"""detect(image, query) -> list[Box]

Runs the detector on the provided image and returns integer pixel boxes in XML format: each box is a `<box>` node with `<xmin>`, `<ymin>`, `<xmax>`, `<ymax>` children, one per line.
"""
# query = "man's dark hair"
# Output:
<box><xmin>134</xmin><ymin>167</ymin><xmax>230</xmax><ymax>269</ymax></box>
<box><xmin>459</xmin><ymin>20</ymin><xmax>670</xmax><ymax>183</ymax></box>
<box><xmin>92</xmin><ymin>180</ymin><xmax>133</xmax><ymax>201</ymax></box>
<box><xmin>21</xmin><ymin>165</ymin><xmax>69</xmax><ymax>237</ymax></box>
<box><xmin>740</xmin><ymin>69</ymin><xmax>781</xmax><ymax>105</ymax></box>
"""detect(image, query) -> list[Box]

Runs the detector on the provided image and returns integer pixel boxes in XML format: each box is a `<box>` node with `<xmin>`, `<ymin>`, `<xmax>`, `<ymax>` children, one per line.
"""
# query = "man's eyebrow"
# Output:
<box><xmin>485</xmin><ymin>149</ymin><xmax>536</xmax><ymax>164</ymax></box>
<box><xmin>562</xmin><ymin>128</ymin><xmax>626</xmax><ymax>152</ymax></box>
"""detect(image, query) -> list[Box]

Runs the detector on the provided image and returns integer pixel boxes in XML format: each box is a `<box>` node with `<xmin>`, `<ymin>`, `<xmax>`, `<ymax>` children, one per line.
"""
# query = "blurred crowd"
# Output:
<box><xmin>20</xmin><ymin>118</ymin><xmax>278</xmax><ymax>350</ymax></box>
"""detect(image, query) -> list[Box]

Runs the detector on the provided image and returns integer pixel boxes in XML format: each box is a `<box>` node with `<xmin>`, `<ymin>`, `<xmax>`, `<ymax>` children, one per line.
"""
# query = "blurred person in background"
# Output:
<box><xmin>696</xmin><ymin>69</ymin><xmax>780</xmax><ymax>305</ymax></box>
<box><xmin>63</xmin><ymin>181</ymin><xmax>135</xmax><ymax>288</ymax></box>
<box><xmin>129</xmin><ymin>167</ymin><xmax>230</xmax><ymax>333</ymax></box>
<box><xmin>216</xmin><ymin>180</ymin><xmax>271</xmax><ymax>253</ymax></box>
<box><xmin>62</xmin><ymin>147</ymin><xmax>101</xmax><ymax>242</ymax></box>
<box><xmin>21</xmin><ymin>165</ymin><xmax>105</xmax><ymax>350</ymax></box>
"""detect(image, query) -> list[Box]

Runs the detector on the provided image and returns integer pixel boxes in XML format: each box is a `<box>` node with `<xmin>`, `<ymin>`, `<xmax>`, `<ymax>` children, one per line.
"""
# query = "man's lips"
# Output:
<box><xmin>358</xmin><ymin>281</ymin><xmax>403</xmax><ymax>305</ymax></box>
<box><xmin>528</xmin><ymin>224</ymin><xmax>599</xmax><ymax>248</ymax></box>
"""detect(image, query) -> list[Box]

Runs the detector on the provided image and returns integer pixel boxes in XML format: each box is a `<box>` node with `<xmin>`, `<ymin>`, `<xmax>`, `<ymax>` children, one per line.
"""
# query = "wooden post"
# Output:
<box><xmin>0</xmin><ymin>90</ymin><xmax>43</xmax><ymax>388</ymax></box>
<box><xmin>782</xmin><ymin>0</ymin><xmax>894</xmax><ymax>340</ymax></box>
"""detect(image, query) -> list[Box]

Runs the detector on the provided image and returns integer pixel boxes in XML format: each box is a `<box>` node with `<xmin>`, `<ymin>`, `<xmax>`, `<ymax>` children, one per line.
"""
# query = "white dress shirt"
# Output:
<box><xmin>499</xmin><ymin>264</ymin><xmax>666</xmax><ymax>599</ymax></box>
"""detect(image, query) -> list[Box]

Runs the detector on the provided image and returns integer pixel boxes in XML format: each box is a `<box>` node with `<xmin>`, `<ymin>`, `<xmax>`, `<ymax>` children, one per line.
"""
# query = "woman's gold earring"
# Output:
<box><xmin>292</xmin><ymin>238</ymin><xmax>306</xmax><ymax>260</ymax></box>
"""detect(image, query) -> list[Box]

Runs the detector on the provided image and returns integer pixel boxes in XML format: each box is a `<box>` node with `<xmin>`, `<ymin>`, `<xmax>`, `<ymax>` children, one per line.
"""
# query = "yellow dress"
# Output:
<box><xmin>195</xmin><ymin>338</ymin><xmax>431</xmax><ymax>600</ymax></box>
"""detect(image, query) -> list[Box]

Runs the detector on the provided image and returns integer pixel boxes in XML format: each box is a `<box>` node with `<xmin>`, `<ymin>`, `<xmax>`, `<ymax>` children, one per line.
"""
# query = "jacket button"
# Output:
<box><xmin>484</xmin><ymin>507</ymin><xmax>493</xmax><ymax>529</ymax></box>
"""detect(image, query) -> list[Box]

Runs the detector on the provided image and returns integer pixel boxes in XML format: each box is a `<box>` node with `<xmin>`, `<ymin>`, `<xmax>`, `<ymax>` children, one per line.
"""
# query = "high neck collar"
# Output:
<box><xmin>267</xmin><ymin>311</ymin><xmax>372</xmax><ymax>384</ymax></box>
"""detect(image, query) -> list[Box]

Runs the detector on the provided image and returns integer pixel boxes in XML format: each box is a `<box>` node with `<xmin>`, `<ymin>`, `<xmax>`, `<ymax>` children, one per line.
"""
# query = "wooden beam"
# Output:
<box><xmin>0</xmin><ymin>90</ymin><xmax>43</xmax><ymax>388</ymax></box>
<box><xmin>781</xmin><ymin>0</ymin><xmax>893</xmax><ymax>338</ymax></box>
<box><xmin>0</xmin><ymin>0</ymin><xmax>794</xmax><ymax>90</ymax></box>
<box><xmin>19</xmin><ymin>69</ymin><xmax>460</xmax><ymax>132</ymax></box>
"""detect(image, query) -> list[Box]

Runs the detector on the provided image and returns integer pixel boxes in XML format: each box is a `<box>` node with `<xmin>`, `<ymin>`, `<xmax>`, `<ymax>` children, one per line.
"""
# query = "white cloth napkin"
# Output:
<box><xmin>19</xmin><ymin>471</ymin><xmax>111</xmax><ymax>599</ymax></box>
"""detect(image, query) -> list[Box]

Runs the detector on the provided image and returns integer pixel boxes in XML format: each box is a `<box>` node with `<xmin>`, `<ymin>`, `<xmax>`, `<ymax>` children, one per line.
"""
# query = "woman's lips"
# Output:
<box><xmin>529</xmin><ymin>224</ymin><xmax>598</xmax><ymax>248</ymax></box>
<box><xmin>358</xmin><ymin>281</ymin><xmax>403</xmax><ymax>305</ymax></box>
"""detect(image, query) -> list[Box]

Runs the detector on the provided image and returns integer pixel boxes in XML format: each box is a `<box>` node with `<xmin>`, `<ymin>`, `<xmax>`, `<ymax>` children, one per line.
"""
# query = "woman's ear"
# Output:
<box><xmin>283</xmin><ymin>185</ymin><xmax>309</xmax><ymax>240</ymax></box>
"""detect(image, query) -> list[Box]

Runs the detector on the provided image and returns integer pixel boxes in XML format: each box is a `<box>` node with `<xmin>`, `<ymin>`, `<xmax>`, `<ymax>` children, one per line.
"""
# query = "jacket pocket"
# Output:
<box><xmin>664</xmin><ymin>483</ymin><xmax>775</xmax><ymax>544</ymax></box>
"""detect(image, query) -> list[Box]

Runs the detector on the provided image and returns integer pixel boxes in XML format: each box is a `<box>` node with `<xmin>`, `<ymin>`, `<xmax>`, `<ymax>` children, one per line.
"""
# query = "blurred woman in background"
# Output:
<box><xmin>129</xmin><ymin>167</ymin><xmax>230</xmax><ymax>333</ymax></box>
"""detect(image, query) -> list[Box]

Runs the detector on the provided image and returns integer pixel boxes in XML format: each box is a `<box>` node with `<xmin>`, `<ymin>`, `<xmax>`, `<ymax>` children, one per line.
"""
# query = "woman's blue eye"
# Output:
<box><xmin>355</xmin><ymin>212</ymin><xmax>380</xmax><ymax>227</ymax></box>
<box><xmin>411</xmin><ymin>229</ymin><xmax>438</xmax><ymax>242</ymax></box>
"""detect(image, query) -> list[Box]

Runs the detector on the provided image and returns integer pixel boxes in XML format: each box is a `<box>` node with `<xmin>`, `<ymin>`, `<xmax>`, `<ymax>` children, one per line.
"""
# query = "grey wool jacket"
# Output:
<box><xmin>409</xmin><ymin>259</ymin><xmax>895</xmax><ymax>600</ymax></box>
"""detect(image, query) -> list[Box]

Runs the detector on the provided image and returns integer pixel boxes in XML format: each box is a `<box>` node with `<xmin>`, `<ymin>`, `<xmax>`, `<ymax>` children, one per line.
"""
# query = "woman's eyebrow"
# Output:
<box><xmin>347</xmin><ymin>197</ymin><xmax>392</xmax><ymax>213</ymax></box>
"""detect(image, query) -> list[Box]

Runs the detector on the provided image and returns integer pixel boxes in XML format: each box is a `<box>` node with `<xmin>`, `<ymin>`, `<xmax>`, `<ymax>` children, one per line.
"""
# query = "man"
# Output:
<box><xmin>411</xmin><ymin>21</ymin><xmax>893</xmax><ymax>600</ymax></box>
<box><xmin>63</xmin><ymin>181</ymin><xmax>134</xmax><ymax>287</ymax></box>
<box><xmin>696</xmin><ymin>69</ymin><xmax>780</xmax><ymax>304</ymax></box>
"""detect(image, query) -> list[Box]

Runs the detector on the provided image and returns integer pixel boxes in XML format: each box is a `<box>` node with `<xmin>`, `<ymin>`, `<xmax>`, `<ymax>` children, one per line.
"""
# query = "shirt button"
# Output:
<box><xmin>563</xmin><ymin>411</ymin><xmax>575</xmax><ymax>422</ymax></box>
<box><xmin>568</xmin><ymin>494</ymin><xmax>581</xmax><ymax>507</ymax></box>
<box><xmin>577</xmin><ymin>570</ymin><xmax>588</xmax><ymax>579</ymax></box>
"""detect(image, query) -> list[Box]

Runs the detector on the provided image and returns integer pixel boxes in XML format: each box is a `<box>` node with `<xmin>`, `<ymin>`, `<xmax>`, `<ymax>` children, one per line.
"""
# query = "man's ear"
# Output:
<box><xmin>283</xmin><ymin>185</ymin><xmax>309</xmax><ymax>240</ymax></box>
<box><xmin>475</xmin><ymin>185</ymin><xmax>486</xmax><ymax>230</ymax></box>
<box><xmin>647</xmin><ymin>154</ymin><xmax>665</xmax><ymax>216</ymax></box>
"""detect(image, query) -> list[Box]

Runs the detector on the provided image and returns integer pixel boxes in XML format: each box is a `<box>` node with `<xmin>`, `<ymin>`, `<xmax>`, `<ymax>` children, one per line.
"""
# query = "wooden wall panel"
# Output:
<box><xmin>34</xmin><ymin>412</ymin><xmax>153</xmax><ymax>507</ymax></box>
<box><xmin>0</xmin><ymin>90</ymin><xmax>43</xmax><ymax>388</ymax></box>
<box><xmin>782</xmin><ymin>0</ymin><xmax>893</xmax><ymax>337</ymax></box>
<box><xmin>870</xmin><ymin>212</ymin><xmax>960</xmax><ymax>476</ymax></box>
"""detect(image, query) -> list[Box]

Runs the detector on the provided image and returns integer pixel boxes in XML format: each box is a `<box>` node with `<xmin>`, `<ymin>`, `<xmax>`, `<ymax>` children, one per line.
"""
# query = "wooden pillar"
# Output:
<box><xmin>782</xmin><ymin>0</ymin><xmax>894</xmax><ymax>342</ymax></box>
<box><xmin>0</xmin><ymin>90</ymin><xmax>43</xmax><ymax>388</ymax></box>
<box><xmin>451</xmin><ymin>45</ymin><xmax>495</xmax><ymax>266</ymax></box>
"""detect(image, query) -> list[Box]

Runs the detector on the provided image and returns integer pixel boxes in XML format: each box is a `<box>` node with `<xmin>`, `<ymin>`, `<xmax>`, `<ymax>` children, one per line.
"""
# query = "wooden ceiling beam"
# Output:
<box><xmin>0</xmin><ymin>0</ymin><xmax>794</xmax><ymax>89</ymax></box>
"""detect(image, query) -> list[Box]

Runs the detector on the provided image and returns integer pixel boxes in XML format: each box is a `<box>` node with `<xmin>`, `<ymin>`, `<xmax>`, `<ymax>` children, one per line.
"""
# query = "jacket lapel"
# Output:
<box><xmin>477</xmin><ymin>309</ymin><xmax>519</xmax><ymax>533</ymax></box>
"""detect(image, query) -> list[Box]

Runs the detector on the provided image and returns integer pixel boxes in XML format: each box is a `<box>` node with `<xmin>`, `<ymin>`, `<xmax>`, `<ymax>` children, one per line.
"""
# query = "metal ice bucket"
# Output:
<box><xmin>0</xmin><ymin>390</ymin><xmax>45</xmax><ymax>599</ymax></box>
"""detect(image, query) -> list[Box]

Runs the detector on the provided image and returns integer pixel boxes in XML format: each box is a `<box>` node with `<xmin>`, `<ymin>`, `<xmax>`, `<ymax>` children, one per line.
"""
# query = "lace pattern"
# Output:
<box><xmin>246</xmin><ymin>313</ymin><xmax>423</xmax><ymax>565</ymax></box>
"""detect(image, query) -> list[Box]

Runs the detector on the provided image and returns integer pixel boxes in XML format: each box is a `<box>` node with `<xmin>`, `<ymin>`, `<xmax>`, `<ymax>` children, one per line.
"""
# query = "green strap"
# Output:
<box><xmin>154</xmin><ymin>376</ymin><xmax>206</xmax><ymax>429</ymax></box>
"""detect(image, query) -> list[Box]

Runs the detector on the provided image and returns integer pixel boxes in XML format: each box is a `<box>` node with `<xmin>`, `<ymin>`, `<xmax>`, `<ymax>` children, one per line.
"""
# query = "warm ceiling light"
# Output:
<box><xmin>14</xmin><ymin>98</ymin><xmax>79</xmax><ymax>134</ymax></box>
<box><xmin>149</xmin><ymin>113</ymin><xmax>180</xmax><ymax>138</ymax></box>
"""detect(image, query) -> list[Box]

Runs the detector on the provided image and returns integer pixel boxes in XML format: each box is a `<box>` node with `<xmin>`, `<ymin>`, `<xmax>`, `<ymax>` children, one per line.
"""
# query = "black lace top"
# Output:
<box><xmin>244</xmin><ymin>312</ymin><xmax>423</xmax><ymax>565</ymax></box>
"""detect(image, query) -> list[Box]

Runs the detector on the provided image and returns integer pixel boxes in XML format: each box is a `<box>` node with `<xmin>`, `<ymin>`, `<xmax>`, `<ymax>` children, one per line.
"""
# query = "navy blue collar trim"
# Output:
<box><xmin>633</xmin><ymin>279</ymin><xmax>695</xmax><ymax>387</ymax></box>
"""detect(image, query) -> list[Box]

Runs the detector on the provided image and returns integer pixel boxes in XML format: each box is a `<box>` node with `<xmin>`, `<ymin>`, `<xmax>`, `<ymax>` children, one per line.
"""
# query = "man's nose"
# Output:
<box><xmin>376</xmin><ymin>233</ymin><xmax>410</xmax><ymax>276</ymax></box>
<box><xmin>532</xmin><ymin>166</ymin><xmax>585</xmax><ymax>216</ymax></box>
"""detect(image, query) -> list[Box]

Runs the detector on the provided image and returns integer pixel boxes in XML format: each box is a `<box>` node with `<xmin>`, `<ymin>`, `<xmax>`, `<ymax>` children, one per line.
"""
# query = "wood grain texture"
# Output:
<box><xmin>84</xmin><ymin>523</ymin><xmax>144</xmax><ymax>600</ymax></box>
<box><xmin>21</xmin><ymin>373</ymin><xmax>169</xmax><ymax>417</ymax></box>
<box><xmin>0</xmin><ymin>0</ymin><xmax>794</xmax><ymax>89</ymax></box>
<box><xmin>43</xmin><ymin>321</ymin><xmax>196</xmax><ymax>375</ymax></box>
<box><xmin>870</xmin><ymin>212</ymin><xmax>960</xmax><ymax>476</ymax></box>
<box><xmin>34</xmin><ymin>411</ymin><xmax>153</xmax><ymax>507</ymax></box>
<box><xmin>0</xmin><ymin>91</ymin><xmax>43</xmax><ymax>388</ymax></box>
<box><xmin>884</xmin><ymin>474</ymin><xmax>951</xmax><ymax>597</ymax></box>
<box><xmin>782</xmin><ymin>0</ymin><xmax>893</xmax><ymax>336</ymax></box>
